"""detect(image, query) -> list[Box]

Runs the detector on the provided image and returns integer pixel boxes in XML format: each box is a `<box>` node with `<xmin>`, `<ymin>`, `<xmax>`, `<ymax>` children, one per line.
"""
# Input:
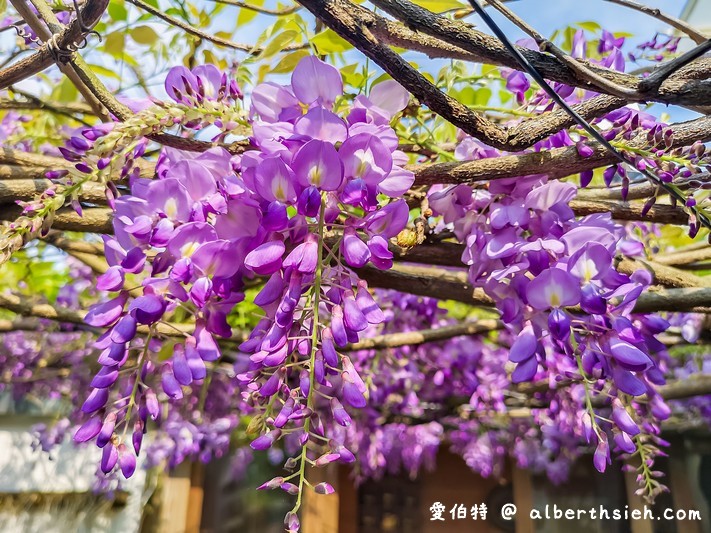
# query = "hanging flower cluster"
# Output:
<box><xmin>429</xmin><ymin>167</ymin><xmax>671</xmax><ymax>495</ymax></box>
<box><xmin>66</xmin><ymin>56</ymin><xmax>414</xmax><ymax>525</ymax></box>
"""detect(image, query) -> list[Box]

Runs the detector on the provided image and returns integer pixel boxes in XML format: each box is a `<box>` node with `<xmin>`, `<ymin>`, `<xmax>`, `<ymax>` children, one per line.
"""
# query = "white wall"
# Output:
<box><xmin>0</xmin><ymin>415</ymin><xmax>150</xmax><ymax>533</ymax></box>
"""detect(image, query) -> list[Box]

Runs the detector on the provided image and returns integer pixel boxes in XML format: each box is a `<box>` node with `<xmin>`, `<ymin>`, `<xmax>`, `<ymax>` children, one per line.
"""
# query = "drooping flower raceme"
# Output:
<box><xmin>70</xmin><ymin>56</ymin><xmax>413</xmax><ymax>526</ymax></box>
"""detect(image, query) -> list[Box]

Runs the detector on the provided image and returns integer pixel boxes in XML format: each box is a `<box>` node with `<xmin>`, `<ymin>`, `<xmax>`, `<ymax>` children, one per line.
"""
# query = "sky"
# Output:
<box><xmin>475</xmin><ymin>0</ymin><xmax>689</xmax><ymax>41</ymax></box>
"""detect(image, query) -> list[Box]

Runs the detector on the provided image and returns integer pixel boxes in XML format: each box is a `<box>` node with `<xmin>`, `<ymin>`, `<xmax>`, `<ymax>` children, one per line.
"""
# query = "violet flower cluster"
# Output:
<box><xmin>67</xmin><ymin>56</ymin><xmax>413</xmax><ymax>528</ymax></box>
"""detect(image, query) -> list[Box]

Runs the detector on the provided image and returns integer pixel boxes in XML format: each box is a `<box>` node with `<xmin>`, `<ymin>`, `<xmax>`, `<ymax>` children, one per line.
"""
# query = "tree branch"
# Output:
<box><xmin>367</xmin><ymin>0</ymin><xmax>711</xmax><ymax>107</ymax></box>
<box><xmin>126</xmin><ymin>0</ymin><xmax>306</xmax><ymax>53</ymax></box>
<box><xmin>615</xmin><ymin>257</ymin><xmax>711</xmax><ymax>289</ymax></box>
<box><xmin>603</xmin><ymin>0</ymin><xmax>708</xmax><ymax>45</ymax></box>
<box><xmin>297</xmin><ymin>0</ymin><xmax>626</xmax><ymax>151</ymax></box>
<box><xmin>358</xmin><ymin>262</ymin><xmax>711</xmax><ymax>312</ymax></box>
<box><xmin>8</xmin><ymin>0</ymin><xmax>110</xmax><ymax>118</ymax></box>
<box><xmin>0</xmin><ymin>193</ymin><xmax>691</xmax><ymax>238</ymax></box>
<box><xmin>655</xmin><ymin>245</ymin><xmax>711</xmax><ymax>267</ymax></box>
<box><xmin>207</xmin><ymin>0</ymin><xmax>300</xmax><ymax>15</ymax></box>
<box><xmin>0</xmin><ymin>179</ymin><xmax>106</xmax><ymax>204</ymax></box>
<box><xmin>344</xmin><ymin>319</ymin><xmax>502</xmax><ymax>351</ymax></box>
<box><xmin>343</xmin><ymin>112</ymin><xmax>700</xmax><ymax>181</ymax></box>
<box><xmin>0</xmin><ymin>292</ymin><xmax>213</xmax><ymax>339</ymax></box>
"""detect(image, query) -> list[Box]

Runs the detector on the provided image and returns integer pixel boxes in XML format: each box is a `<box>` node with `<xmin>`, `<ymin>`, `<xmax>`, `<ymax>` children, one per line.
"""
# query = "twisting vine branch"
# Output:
<box><xmin>603</xmin><ymin>0</ymin><xmax>708</xmax><ymax>45</ymax></box>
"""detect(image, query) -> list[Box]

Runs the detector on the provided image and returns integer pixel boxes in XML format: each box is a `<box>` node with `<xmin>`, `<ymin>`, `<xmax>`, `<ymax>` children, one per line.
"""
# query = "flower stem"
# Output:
<box><xmin>292</xmin><ymin>196</ymin><xmax>326</xmax><ymax>515</ymax></box>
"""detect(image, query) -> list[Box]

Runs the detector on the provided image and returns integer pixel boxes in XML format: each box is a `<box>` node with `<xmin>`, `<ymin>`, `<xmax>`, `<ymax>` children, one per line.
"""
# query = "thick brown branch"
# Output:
<box><xmin>391</xmin><ymin>242</ymin><xmax>707</xmax><ymax>289</ymax></box>
<box><xmin>0</xmin><ymin>147</ymin><xmax>73</xmax><ymax>170</ymax></box>
<box><xmin>368</xmin><ymin>0</ymin><xmax>711</xmax><ymax>107</ymax></box>
<box><xmin>1</xmin><ymin>194</ymin><xmax>689</xmax><ymax>238</ymax></box>
<box><xmin>0</xmin><ymin>165</ymin><xmax>57</xmax><ymax>180</ymax></box>
<box><xmin>5</xmin><ymin>0</ymin><xmax>110</xmax><ymax>118</ymax></box>
<box><xmin>570</xmin><ymin>199</ymin><xmax>688</xmax><ymax>225</ymax></box>
<box><xmin>615</xmin><ymin>257</ymin><xmax>711</xmax><ymax>289</ymax></box>
<box><xmin>0</xmin><ymin>179</ymin><xmax>106</xmax><ymax>204</ymax></box>
<box><xmin>659</xmin><ymin>376</ymin><xmax>711</xmax><ymax>401</ymax></box>
<box><xmin>0</xmin><ymin>206</ymin><xmax>113</xmax><ymax>233</ymax></box>
<box><xmin>42</xmin><ymin>232</ymin><xmax>103</xmax><ymax>255</ymax></box>
<box><xmin>655</xmin><ymin>245</ymin><xmax>711</xmax><ymax>267</ymax></box>
<box><xmin>0</xmin><ymin>292</ymin><xmax>210</xmax><ymax>339</ymax></box>
<box><xmin>358</xmin><ymin>262</ymin><xmax>711</xmax><ymax>312</ymax></box>
<box><xmin>0</xmin><ymin>97</ymin><xmax>94</xmax><ymax>115</ymax></box>
<box><xmin>297</xmin><ymin>0</ymin><xmax>625</xmax><ymax>151</ymax></box>
<box><xmin>344</xmin><ymin>319</ymin><xmax>502</xmax><ymax>351</ymax></box>
<box><xmin>411</xmin><ymin>113</ymin><xmax>710</xmax><ymax>187</ymax></box>
<box><xmin>357</xmin><ymin>263</ymin><xmax>493</xmax><ymax>305</ymax></box>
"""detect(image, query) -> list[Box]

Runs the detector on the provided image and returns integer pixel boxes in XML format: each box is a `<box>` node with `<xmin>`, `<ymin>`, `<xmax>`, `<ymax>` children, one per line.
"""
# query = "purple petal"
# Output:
<box><xmin>526</xmin><ymin>268</ymin><xmax>581</xmax><ymax>309</ymax></box>
<box><xmin>172</xmin><ymin>345</ymin><xmax>193</xmax><ymax>386</ymax></box>
<box><xmin>128</xmin><ymin>294</ymin><xmax>167</xmax><ymax>325</ymax></box>
<box><xmin>609</xmin><ymin>338</ymin><xmax>653</xmax><ymax>371</ymax></box>
<box><xmin>85</xmin><ymin>294</ymin><xmax>127</xmax><ymax>327</ymax></box>
<box><xmin>291</xmin><ymin>56</ymin><xmax>343</xmax><ymax>106</ymax></box>
<box><xmin>509</xmin><ymin>326</ymin><xmax>537</xmax><ymax>363</ymax></box>
<box><xmin>292</xmin><ymin>139</ymin><xmax>343</xmax><ymax>191</ymax></box>
<box><xmin>368</xmin><ymin>80</ymin><xmax>409</xmax><ymax>118</ymax></box>
<box><xmin>355</xmin><ymin>283</ymin><xmax>384</xmax><ymax>324</ymax></box>
<box><xmin>340</xmin><ymin>133</ymin><xmax>392</xmax><ymax>185</ymax></box>
<box><xmin>81</xmin><ymin>388</ymin><xmax>109</xmax><ymax>413</ymax></box>
<box><xmin>101</xmin><ymin>444</ymin><xmax>118</xmax><ymax>473</ymax></box>
<box><xmin>612</xmin><ymin>400</ymin><xmax>640</xmax><ymax>436</ymax></box>
<box><xmin>342</xmin><ymin>376</ymin><xmax>366</xmax><ymax>408</ymax></box>
<box><xmin>612</xmin><ymin>366</ymin><xmax>646</xmax><ymax>396</ymax></box>
<box><xmin>74</xmin><ymin>417</ymin><xmax>102</xmax><ymax>443</ymax></box>
<box><xmin>118</xmin><ymin>444</ymin><xmax>137</xmax><ymax>478</ymax></box>
<box><xmin>294</xmin><ymin>107</ymin><xmax>348</xmax><ymax>142</ymax></box>
<box><xmin>96</xmin><ymin>266</ymin><xmax>125</xmax><ymax>292</ymax></box>
<box><xmin>110</xmin><ymin>314</ymin><xmax>137</xmax><ymax>344</ymax></box>
<box><xmin>342</xmin><ymin>229</ymin><xmax>370</xmax><ymax>268</ymax></box>
<box><xmin>511</xmin><ymin>356</ymin><xmax>538</xmax><ymax>383</ymax></box>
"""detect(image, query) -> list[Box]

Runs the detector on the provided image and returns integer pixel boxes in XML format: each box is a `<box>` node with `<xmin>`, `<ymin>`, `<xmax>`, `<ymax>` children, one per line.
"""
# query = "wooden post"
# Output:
<box><xmin>158</xmin><ymin>462</ymin><xmax>191</xmax><ymax>533</ymax></box>
<box><xmin>186</xmin><ymin>462</ymin><xmax>205</xmax><ymax>533</ymax></box>
<box><xmin>623</xmin><ymin>468</ymin><xmax>653</xmax><ymax>533</ymax></box>
<box><xmin>511</xmin><ymin>466</ymin><xmax>534</xmax><ymax>533</ymax></box>
<box><xmin>668</xmin><ymin>438</ymin><xmax>703</xmax><ymax>533</ymax></box>
<box><xmin>301</xmin><ymin>464</ymin><xmax>341</xmax><ymax>533</ymax></box>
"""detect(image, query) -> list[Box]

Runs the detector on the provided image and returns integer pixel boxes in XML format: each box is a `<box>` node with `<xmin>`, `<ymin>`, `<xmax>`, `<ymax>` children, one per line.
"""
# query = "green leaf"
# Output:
<box><xmin>411</xmin><ymin>0</ymin><xmax>465</xmax><ymax>12</ymax></box>
<box><xmin>157</xmin><ymin>339</ymin><xmax>178</xmax><ymax>362</ymax></box>
<box><xmin>576</xmin><ymin>21</ymin><xmax>602</xmax><ymax>33</ymax></box>
<box><xmin>237</xmin><ymin>6</ymin><xmax>259</xmax><ymax>26</ymax></box>
<box><xmin>259</xmin><ymin>29</ymin><xmax>297</xmax><ymax>59</ymax></box>
<box><xmin>340</xmin><ymin>63</ymin><xmax>364</xmax><ymax>89</ymax></box>
<box><xmin>312</xmin><ymin>28</ymin><xmax>352</xmax><ymax>54</ymax></box>
<box><xmin>131</xmin><ymin>25</ymin><xmax>159</xmax><ymax>45</ymax></box>
<box><xmin>270</xmin><ymin>49</ymin><xmax>310</xmax><ymax>74</ymax></box>
<box><xmin>474</xmin><ymin>87</ymin><xmax>492</xmax><ymax>106</ymax></box>
<box><xmin>56</xmin><ymin>78</ymin><xmax>78</xmax><ymax>102</ymax></box>
<box><xmin>103</xmin><ymin>31</ymin><xmax>125</xmax><ymax>57</ymax></box>
<box><xmin>108</xmin><ymin>0</ymin><xmax>128</xmax><ymax>22</ymax></box>
<box><xmin>88</xmin><ymin>64</ymin><xmax>121</xmax><ymax>80</ymax></box>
